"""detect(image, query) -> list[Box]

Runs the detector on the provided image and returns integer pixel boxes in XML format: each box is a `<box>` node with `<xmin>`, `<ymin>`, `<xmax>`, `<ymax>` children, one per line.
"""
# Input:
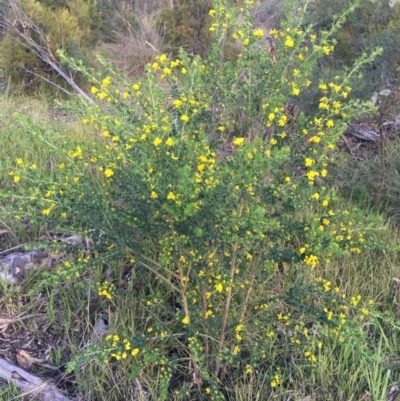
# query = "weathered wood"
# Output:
<box><xmin>0</xmin><ymin>357</ymin><xmax>71</xmax><ymax>401</ymax></box>
<box><xmin>0</xmin><ymin>235</ymin><xmax>90</xmax><ymax>285</ymax></box>
<box><xmin>346</xmin><ymin>123</ymin><xmax>380</xmax><ymax>142</ymax></box>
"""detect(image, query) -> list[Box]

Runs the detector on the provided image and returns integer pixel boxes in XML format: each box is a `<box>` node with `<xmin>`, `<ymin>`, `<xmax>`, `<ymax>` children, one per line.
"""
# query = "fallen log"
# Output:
<box><xmin>0</xmin><ymin>249</ymin><xmax>54</xmax><ymax>285</ymax></box>
<box><xmin>0</xmin><ymin>357</ymin><xmax>71</xmax><ymax>401</ymax></box>
<box><xmin>0</xmin><ymin>234</ymin><xmax>90</xmax><ymax>285</ymax></box>
<box><xmin>346</xmin><ymin>123</ymin><xmax>380</xmax><ymax>142</ymax></box>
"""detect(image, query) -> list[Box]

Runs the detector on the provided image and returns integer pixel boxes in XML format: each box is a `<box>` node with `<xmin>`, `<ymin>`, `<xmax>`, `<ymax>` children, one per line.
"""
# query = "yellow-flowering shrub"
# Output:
<box><xmin>5</xmin><ymin>0</ymin><xmax>394</xmax><ymax>399</ymax></box>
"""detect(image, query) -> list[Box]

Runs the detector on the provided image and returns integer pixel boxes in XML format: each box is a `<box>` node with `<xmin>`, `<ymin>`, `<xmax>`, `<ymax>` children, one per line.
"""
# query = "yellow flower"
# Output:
<box><xmin>233</xmin><ymin>137</ymin><xmax>244</xmax><ymax>146</ymax></box>
<box><xmin>153</xmin><ymin>137</ymin><xmax>162</xmax><ymax>146</ymax></box>
<box><xmin>215</xmin><ymin>283</ymin><xmax>223</xmax><ymax>292</ymax></box>
<box><xmin>305</xmin><ymin>158</ymin><xmax>315</xmax><ymax>167</ymax></box>
<box><xmin>91</xmin><ymin>86</ymin><xmax>98</xmax><ymax>94</ymax></box>
<box><xmin>131</xmin><ymin>348</ymin><xmax>139</xmax><ymax>356</ymax></box>
<box><xmin>165</xmin><ymin>138</ymin><xmax>175</xmax><ymax>147</ymax></box>
<box><xmin>167</xmin><ymin>192</ymin><xmax>176</xmax><ymax>200</ymax></box>
<box><xmin>181</xmin><ymin>115</ymin><xmax>189</xmax><ymax>122</ymax></box>
<box><xmin>42</xmin><ymin>208</ymin><xmax>51</xmax><ymax>216</ymax></box>
<box><xmin>326</xmin><ymin>120</ymin><xmax>334</xmax><ymax>128</ymax></box>
<box><xmin>311</xmin><ymin>192</ymin><xmax>320</xmax><ymax>200</ymax></box>
<box><xmin>284</xmin><ymin>36</ymin><xmax>294</xmax><ymax>47</ymax></box>
<box><xmin>253</xmin><ymin>29</ymin><xmax>264</xmax><ymax>38</ymax></box>
<box><xmin>162</xmin><ymin>67</ymin><xmax>171</xmax><ymax>76</ymax></box>
<box><xmin>104</xmin><ymin>169</ymin><xmax>114</xmax><ymax>178</ymax></box>
<box><xmin>102</xmin><ymin>76</ymin><xmax>111</xmax><ymax>87</ymax></box>
<box><xmin>182</xmin><ymin>316</ymin><xmax>190</xmax><ymax>325</ymax></box>
<box><xmin>150</xmin><ymin>191</ymin><xmax>158</xmax><ymax>199</ymax></box>
<box><xmin>173</xmin><ymin>99</ymin><xmax>183</xmax><ymax>108</ymax></box>
<box><xmin>209</xmin><ymin>9</ymin><xmax>216</xmax><ymax>16</ymax></box>
<box><xmin>13</xmin><ymin>176</ymin><xmax>20</xmax><ymax>183</ymax></box>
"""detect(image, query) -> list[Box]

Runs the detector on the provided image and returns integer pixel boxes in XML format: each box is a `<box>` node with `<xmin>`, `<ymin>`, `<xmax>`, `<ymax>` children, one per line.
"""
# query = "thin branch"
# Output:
<box><xmin>0</xmin><ymin>0</ymin><xmax>94</xmax><ymax>103</ymax></box>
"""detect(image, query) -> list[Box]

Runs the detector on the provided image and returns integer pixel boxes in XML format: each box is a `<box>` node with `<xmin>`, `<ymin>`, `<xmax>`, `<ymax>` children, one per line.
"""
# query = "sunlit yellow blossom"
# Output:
<box><xmin>182</xmin><ymin>316</ymin><xmax>190</xmax><ymax>325</ymax></box>
<box><xmin>162</xmin><ymin>67</ymin><xmax>172</xmax><ymax>76</ymax></box>
<box><xmin>309</xmin><ymin>136</ymin><xmax>321</xmax><ymax>144</ymax></box>
<box><xmin>284</xmin><ymin>36</ymin><xmax>294</xmax><ymax>47</ymax></box>
<box><xmin>173</xmin><ymin>99</ymin><xmax>183</xmax><ymax>108</ymax></box>
<box><xmin>278</xmin><ymin>115</ymin><xmax>287</xmax><ymax>126</ymax></box>
<box><xmin>102</xmin><ymin>76</ymin><xmax>111</xmax><ymax>87</ymax></box>
<box><xmin>215</xmin><ymin>283</ymin><xmax>223</xmax><ymax>292</ymax></box>
<box><xmin>233</xmin><ymin>137</ymin><xmax>244</xmax><ymax>146</ymax></box>
<box><xmin>323</xmin><ymin>46</ymin><xmax>331</xmax><ymax>55</ymax></box>
<box><xmin>304</xmin><ymin>254</ymin><xmax>318</xmax><ymax>268</ymax></box>
<box><xmin>305</xmin><ymin>158</ymin><xmax>315</xmax><ymax>167</ymax></box>
<box><xmin>104</xmin><ymin>169</ymin><xmax>114</xmax><ymax>178</ymax></box>
<box><xmin>181</xmin><ymin>115</ymin><xmax>189</xmax><ymax>122</ymax></box>
<box><xmin>291</xmin><ymin>83</ymin><xmax>300</xmax><ymax>96</ymax></box>
<box><xmin>253</xmin><ymin>29</ymin><xmax>264</xmax><ymax>38</ymax></box>
<box><xmin>150</xmin><ymin>191</ymin><xmax>158</xmax><ymax>199</ymax></box>
<box><xmin>153</xmin><ymin>137</ymin><xmax>162</xmax><ymax>146</ymax></box>
<box><xmin>165</xmin><ymin>138</ymin><xmax>175</xmax><ymax>147</ymax></box>
<box><xmin>311</xmin><ymin>192</ymin><xmax>320</xmax><ymax>200</ymax></box>
<box><xmin>13</xmin><ymin>176</ymin><xmax>20</xmax><ymax>183</ymax></box>
<box><xmin>131</xmin><ymin>348</ymin><xmax>139</xmax><ymax>356</ymax></box>
<box><xmin>269</xmin><ymin>28</ymin><xmax>278</xmax><ymax>37</ymax></box>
